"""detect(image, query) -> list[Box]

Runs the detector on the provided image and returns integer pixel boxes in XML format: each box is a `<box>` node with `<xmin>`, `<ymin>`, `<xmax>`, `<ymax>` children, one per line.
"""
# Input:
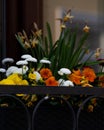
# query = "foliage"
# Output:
<box><xmin>0</xmin><ymin>10</ymin><xmax>104</xmax><ymax>110</ymax></box>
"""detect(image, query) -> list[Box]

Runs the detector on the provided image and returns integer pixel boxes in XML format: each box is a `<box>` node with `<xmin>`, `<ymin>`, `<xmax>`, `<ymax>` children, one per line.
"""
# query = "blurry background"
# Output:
<box><xmin>0</xmin><ymin>0</ymin><xmax>104</xmax><ymax>64</ymax></box>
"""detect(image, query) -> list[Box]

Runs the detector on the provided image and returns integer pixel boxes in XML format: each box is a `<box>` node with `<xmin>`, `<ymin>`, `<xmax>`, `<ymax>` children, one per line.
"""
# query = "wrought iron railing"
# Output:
<box><xmin>0</xmin><ymin>85</ymin><xmax>104</xmax><ymax>130</ymax></box>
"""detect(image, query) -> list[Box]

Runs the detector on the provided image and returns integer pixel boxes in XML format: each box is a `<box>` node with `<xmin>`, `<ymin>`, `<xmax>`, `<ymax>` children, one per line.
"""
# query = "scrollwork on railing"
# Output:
<box><xmin>0</xmin><ymin>94</ymin><xmax>31</xmax><ymax>130</ymax></box>
<box><xmin>32</xmin><ymin>95</ymin><xmax>76</xmax><ymax>130</ymax></box>
<box><xmin>0</xmin><ymin>85</ymin><xmax>104</xmax><ymax>130</ymax></box>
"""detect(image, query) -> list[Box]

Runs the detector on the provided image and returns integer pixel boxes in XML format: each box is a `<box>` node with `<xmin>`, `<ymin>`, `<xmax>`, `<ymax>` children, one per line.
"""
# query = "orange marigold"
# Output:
<box><xmin>82</xmin><ymin>67</ymin><xmax>96</xmax><ymax>82</ymax></box>
<box><xmin>45</xmin><ymin>76</ymin><xmax>59</xmax><ymax>86</ymax></box>
<box><xmin>40</xmin><ymin>68</ymin><xmax>52</xmax><ymax>79</ymax></box>
<box><xmin>69</xmin><ymin>69</ymin><xmax>82</xmax><ymax>85</ymax></box>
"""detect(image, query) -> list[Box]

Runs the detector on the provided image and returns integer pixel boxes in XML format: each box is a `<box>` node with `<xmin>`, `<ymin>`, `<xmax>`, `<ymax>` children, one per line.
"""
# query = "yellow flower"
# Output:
<box><xmin>28</xmin><ymin>73</ymin><xmax>36</xmax><ymax>80</ymax></box>
<box><xmin>83</xmin><ymin>25</ymin><xmax>90</xmax><ymax>33</ymax></box>
<box><xmin>87</xmin><ymin>105</ymin><xmax>94</xmax><ymax>112</ymax></box>
<box><xmin>20</xmin><ymin>80</ymin><xmax>28</xmax><ymax>85</ymax></box>
<box><xmin>0</xmin><ymin>79</ymin><xmax>15</xmax><ymax>85</ymax></box>
<box><xmin>7</xmin><ymin>73</ymin><xmax>23</xmax><ymax>84</ymax></box>
<box><xmin>63</xmin><ymin>9</ymin><xmax>74</xmax><ymax>22</ymax></box>
<box><xmin>31</xmin><ymin>94</ymin><xmax>38</xmax><ymax>102</ymax></box>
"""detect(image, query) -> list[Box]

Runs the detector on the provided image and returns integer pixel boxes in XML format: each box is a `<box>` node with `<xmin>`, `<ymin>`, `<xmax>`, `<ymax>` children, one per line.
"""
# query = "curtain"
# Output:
<box><xmin>6</xmin><ymin>0</ymin><xmax>43</xmax><ymax>61</ymax></box>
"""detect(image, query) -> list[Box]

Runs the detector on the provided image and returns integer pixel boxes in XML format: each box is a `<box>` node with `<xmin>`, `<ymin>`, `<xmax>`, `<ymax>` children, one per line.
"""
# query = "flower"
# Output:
<box><xmin>69</xmin><ymin>67</ymin><xmax>96</xmax><ymax>87</ymax></box>
<box><xmin>0</xmin><ymin>9</ymin><xmax>104</xmax><ymax>109</ymax></box>
<box><xmin>58</xmin><ymin>68</ymin><xmax>71</xmax><ymax>75</ymax></box>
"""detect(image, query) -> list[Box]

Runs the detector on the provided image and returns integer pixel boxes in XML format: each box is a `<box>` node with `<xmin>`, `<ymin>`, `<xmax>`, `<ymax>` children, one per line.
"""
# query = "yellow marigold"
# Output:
<box><xmin>28</xmin><ymin>73</ymin><xmax>36</xmax><ymax>80</ymax></box>
<box><xmin>82</xmin><ymin>67</ymin><xmax>96</xmax><ymax>82</ymax></box>
<box><xmin>69</xmin><ymin>69</ymin><xmax>82</xmax><ymax>85</ymax></box>
<box><xmin>98</xmin><ymin>75</ymin><xmax>104</xmax><ymax>87</ymax></box>
<box><xmin>40</xmin><ymin>68</ymin><xmax>52</xmax><ymax>79</ymax></box>
<box><xmin>45</xmin><ymin>76</ymin><xmax>59</xmax><ymax>86</ymax></box>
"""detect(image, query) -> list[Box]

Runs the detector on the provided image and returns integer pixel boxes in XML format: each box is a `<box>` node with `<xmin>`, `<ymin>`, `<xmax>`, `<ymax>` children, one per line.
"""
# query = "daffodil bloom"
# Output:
<box><xmin>31</xmin><ymin>38</ymin><xmax>39</xmax><ymax>48</ymax></box>
<box><xmin>33</xmin><ymin>22</ymin><xmax>42</xmax><ymax>37</ymax></box>
<box><xmin>83</xmin><ymin>25</ymin><xmax>90</xmax><ymax>33</ymax></box>
<box><xmin>24</xmin><ymin>41</ymin><xmax>31</xmax><ymax>48</ymax></box>
<box><xmin>94</xmin><ymin>48</ymin><xmax>101</xmax><ymax>59</ymax></box>
<box><xmin>63</xmin><ymin>11</ymin><xmax>74</xmax><ymax>22</ymax></box>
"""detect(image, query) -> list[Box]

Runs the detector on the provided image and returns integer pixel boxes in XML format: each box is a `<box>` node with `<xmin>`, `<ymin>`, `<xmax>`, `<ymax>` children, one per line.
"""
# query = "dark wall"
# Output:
<box><xmin>6</xmin><ymin>0</ymin><xmax>43</xmax><ymax>62</ymax></box>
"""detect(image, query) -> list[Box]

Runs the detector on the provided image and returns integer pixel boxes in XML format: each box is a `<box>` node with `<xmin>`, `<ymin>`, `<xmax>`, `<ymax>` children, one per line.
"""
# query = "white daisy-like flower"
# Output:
<box><xmin>14</xmin><ymin>67</ymin><xmax>28</xmax><ymax>74</ymax></box>
<box><xmin>2</xmin><ymin>58</ymin><xmax>14</xmax><ymax>65</ymax></box>
<box><xmin>14</xmin><ymin>65</ymin><xmax>28</xmax><ymax>74</ymax></box>
<box><xmin>0</xmin><ymin>68</ymin><xmax>6</xmax><ymax>73</ymax></box>
<box><xmin>16</xmin><ymin>60</ymin><xmax>28</xmax><ymax>65</ymax></box>
<box><xmin>13</xmin><ymin>68</ymin><xmax>23</xmax><ymax>74</ymax></box>
<box><xmin>26</xmin><ymin>57</ymin><xmax>37</xmax><ymax>63</ymax></box>
<box><xmin>33</xmin><ymin>71</ymin><xmax>42</xmax><ymax>81</ymax></box>
<box><xmin>40</xmin><ymin>59</ymin><xmax>51</xmax><ymax>64</ymax></box>
<box><xmin>58</xmin><ymin>79</ymin><xmax>65</xmax><ymax>86</ymax></box>
<box><xmin>58</xmin><ymin>68</ymin><xmax>71</xmax><ymax>75</ymax></box>
<box><xmin>62</xmin><ymin>80</ymin><xmax>74</xmax><ymax>87</ymax></box>
<box><xmin>6</xmin><ymin>66</ymin><xmax>19</xmax><ymax>76</ymax></box>
<box><xmin>21</xmin><ymin>54</ymin><xmax>32</xmax><ymax>59</ymax></box>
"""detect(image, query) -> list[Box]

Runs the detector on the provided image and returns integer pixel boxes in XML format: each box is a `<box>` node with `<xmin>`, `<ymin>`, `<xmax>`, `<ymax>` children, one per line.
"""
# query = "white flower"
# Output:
<box><xmin>21</xmin><ymin>54</ymin><xmax>32</xmax><ymax>59</ymax></box>
<box><xmin>16</xmin><ymin>60</ymin><xmax>28</xmax><ymax>65</ymax></box>
<box><xmin>40</xmin><ymin>59</ymin><xmax>51</xmax><ymax>64</ymax></box>
<box><xmin>13</xmin><ymin>68</ymin><xmax>23</xmax><ymax>74</ymax></box>
<box><xmin>0</xmin><ymin>68</ymin><xmax>6</xmax><ymax>73</ymax></box>
<box><xmin>6</xmin><ymin>66</ymin><xmax>19</xmax><ymax>76</ymax></box>
<box><xmin>22</xmin><ymin>65</ymin><xmax>29</xmax><ymax>72</ymax></box>
<box><xmin>58</xmin><ymin>68</ymin><xmax>71</xmax><ymax>75</ymax></box>
<box><xmin>62</xmin><ymin>80</ymin><xmax>74</xmax><ymax>87</ymax></box>
<box><xmin>2</xmin><ymin>58</ymin><xmax>14</xmax><ymax>65</ymax></box>
<box><xmin>33</xmin><ymin>71</ymin><xmax>42</xmax><ymax>81</ymax></box>
<box><xmin>26</xmin><ymin>57</ymin><xmax>37</xmax><ymax>63</ymax></box>
<box><xmin>58</xmin><ymin>79</ymin><xmax>65</xmax><ymax>86</ymax></box>
<box><xmin>13</xmin><ymin>65</ymin><xmax>28</xmax><ymax>74</ymax></box>
<box><xmin>58</xmin><ymin>79</ymin><xmax>74</xmax><ymax>87</ymax></box>
<box><xmin>14</xmin><ymin>68</ymin><xmax>27</xmax><ymax>75</ymax></box>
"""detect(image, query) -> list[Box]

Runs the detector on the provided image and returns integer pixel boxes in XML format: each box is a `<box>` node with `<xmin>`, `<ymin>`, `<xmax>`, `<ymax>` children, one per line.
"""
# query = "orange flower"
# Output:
<box><xmin>82</xmin><ymin>67</ymin><xmax>96</xmax><ymax>82</ymax></box>
<box><xmin>69</xmin><ymin>69</ymin><xmax>82</xmax><ymax>85</ymax></box>
<box><xmin>40</xmin><ymin>68</ymin><xmax>52</xmax><ymax>79</ymax></box>
<box><xmin>45</xmin><ymin>76</ymin><xmax>59</xmax><ymax>86</ymax></box>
